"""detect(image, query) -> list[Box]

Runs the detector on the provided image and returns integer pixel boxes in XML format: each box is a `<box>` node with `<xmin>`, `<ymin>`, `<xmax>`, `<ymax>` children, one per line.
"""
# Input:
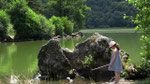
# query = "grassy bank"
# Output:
<box><xmin>80</xmin><ymin>28</ymin><xmax>141</xmax><ymax>34</ymax></box>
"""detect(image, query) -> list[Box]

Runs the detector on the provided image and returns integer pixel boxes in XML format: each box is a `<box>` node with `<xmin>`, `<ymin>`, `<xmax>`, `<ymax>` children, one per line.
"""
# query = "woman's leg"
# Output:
<box><xmin>115</xmin><ymin>72</ymin><xmax>120</xmax><ymax>83</ymax></box>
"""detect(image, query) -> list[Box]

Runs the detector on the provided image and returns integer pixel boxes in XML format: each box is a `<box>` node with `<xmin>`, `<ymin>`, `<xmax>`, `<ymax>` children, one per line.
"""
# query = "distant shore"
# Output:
<box><xmin>0</xmin><ymin>32</ymin><xmax>84</xmax><ymax>43</ymax></box>
<box><xmin>81</xmin><ymin>28</ymin><xmax>142</xmax><ymax>34</ymax></box>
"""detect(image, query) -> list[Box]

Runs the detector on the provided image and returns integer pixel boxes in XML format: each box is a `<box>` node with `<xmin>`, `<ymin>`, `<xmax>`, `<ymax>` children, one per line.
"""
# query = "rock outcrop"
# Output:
<box><xmin>38</xmin><ymin>33</ymin><xmax>130</xmax><ymax>81</ymax></box>
<box><xmin>62</xmin><ymin>33</ymin><xmax>113</xmax><ymax>81</ymax></box>
<box><xmin>38</xmin><ymin>39</ymin><xmax>72</xmax><ymax>80</ymax></box>
<box><xmin>52</xmin><ymin>32</ymin><xmax>84</xmax><ymax>39</ymax></box>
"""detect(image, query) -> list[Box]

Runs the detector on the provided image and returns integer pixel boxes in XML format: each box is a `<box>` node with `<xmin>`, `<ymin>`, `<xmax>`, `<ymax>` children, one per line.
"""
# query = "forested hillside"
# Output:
<box><xmin>85</xmin><ymin>0</ymin><xmax>137</xmax><ymax>28</ymax></box>
<box><xmin>25</xmin><ymin>0</ymin><xmax>137</xmax><ymax>28</ymax></box>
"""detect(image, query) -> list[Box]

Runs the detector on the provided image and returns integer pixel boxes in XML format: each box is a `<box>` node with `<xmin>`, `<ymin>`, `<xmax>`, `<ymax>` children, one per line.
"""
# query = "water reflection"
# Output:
<box><xmin>0</xmin><ymin>38</ymin><xmax>86</xmax><ymax>77</ymax></box>
<box><xmin>60</xmin><ymin>38</ymin><xmax>86</xmax><ymax>49</ymax></box>
<box><xmin>0</xmin><ymin>43</ymin><xmax>16</xmax><ymax>74</ymax></box>
<box><xmin>0</xmin><ymin>41</ymin><xmax>47</xmax><ymax>76</ymax></box>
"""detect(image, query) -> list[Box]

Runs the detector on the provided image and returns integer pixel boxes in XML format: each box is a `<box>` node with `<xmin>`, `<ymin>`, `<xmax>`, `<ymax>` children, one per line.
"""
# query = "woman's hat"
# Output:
<box><xmin>109</xmin><ymin>41</ymin><xmax>116</xmax><ymax>48</ymax></box>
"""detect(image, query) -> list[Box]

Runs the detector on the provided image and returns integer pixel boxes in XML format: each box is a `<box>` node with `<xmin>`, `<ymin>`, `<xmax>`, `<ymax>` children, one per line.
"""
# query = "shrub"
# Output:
<box><xmin>49</xmin><ymin>16</ymin><xmax>64</xmax><ymax>36</ymax></box>
<box><xmin>82</xmin><ymin>55</ymin><xmax>94</xmax><ymax>68</ymax></box>
<box><xmin>0</xmin><ymin>10</ymin><xmax>11</xmax><ymax>41</ymax></box>
<box><xmin>136</xmin><ymin>60</ymin><xmax>150</xmax><ymax>77</ymax></box>
<box><xmin>8</xmin><ymin>0</ymin><xmax>54</xmax><ymax>39</ymax></box>
<box><xmin>49</xmin><ymin>16</ymin><xmax>74</xmax><ymax>36</ymax></box>
<box><xmin>61</xmin><ymin>17</ymin><xmax>73</xmax><ymax>35</ymax></box>
<box><xmin>7</xmin><ymin>23</ymin><xmax>15</xmax><ymax>37</ymax></box>
<box><xmin>39</xmin><ymin>15</ymin><xmax>55</xmax><ymax>37</ymax></box>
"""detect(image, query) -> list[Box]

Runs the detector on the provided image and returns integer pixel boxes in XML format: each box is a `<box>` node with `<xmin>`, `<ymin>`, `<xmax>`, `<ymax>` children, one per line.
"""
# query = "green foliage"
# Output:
<box><xmin>49</xmin><ymin>16</ymin><xmax>74</xmax><ymax>36</ymax></box>
<box><xmin>82</xmin><ymin>55</ymin><xmax>94</xmax><ymax>68</ymax></box>
<box><xmin>121</xmin><ymin>61</ymin><xmax>150</xmax><ymax>78</ymax></box>
<box><xmin>0</xmin><ymin>10</ymin><xmax>11</xmax><ymax>40</ymax></box>
<box><xmin>72</xmin><ymin>0</ymin><xmax>91</xmax><ymax>31</ymax></box>
<box><xmin>127</xmin><ymin>0</ymin><xmax>150</xmax><ymax>77</ymax></box>
<box><xmin>140</xmin><ymin>35</ymin><xmax>150</xmax><ymax>60</ymax></box>
<box><xmin>8</xmin><ymin>0</ymin><xmax>54</xmax><ymax>39</ymax></box>
<box><xmin>39</xmin><ymin>15</ymin><xmax>55</xmax><ymax>37</ymax></box>
<box><xmin>128</xmin><ymin>0</ymin><xmax>150</xmax><ymax>61</ymax></box>
<box><xmin>26</xmin><ymin>0</ymin><xmax>44</xmax><ymax>14</ymax></box>
<box><xmin>120</xmin><ymin>70</ymin><xmax>128</xmax><ymax>77</ymax></box>
<box><xmin>136</xmin><ymin>61</ymin><xmax>150</xmax><ymax>77</ymax></box>
<box><xmin>7</xmin><ymin>23</ymin><xmax>15</xmax><ymax>37</ymax></box>
<box><xmin>0</xmin><ymin>0</ymin><xmax>7</xmax><ymax>9</ymax></box>
<box><xmin>46</xmin><ymin>0</ymin><xmax>91</xmax><ymax>31</ymax></box>
<box><xmin>49</xmin><ymin>16</ymin><xmax>64</xmax><ymax>36</ymax></box>
<box><xmin>0</xmin><ymin>0</ymin><xmax>13</xmax><ymax>9</ymax></box>
<box><xmin>61</xmin><ymin>17</ymin><xmax>73</xmax><ymax>35</ymax></box>
<box><xmin>85</xmin><ymin>0</ymin><xmax>136</xmax><ymax>28</ymax></box>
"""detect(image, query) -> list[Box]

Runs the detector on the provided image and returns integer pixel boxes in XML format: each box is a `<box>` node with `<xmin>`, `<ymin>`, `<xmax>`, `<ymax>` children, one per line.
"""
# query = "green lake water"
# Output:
<box><xmin>0</xmin><ymin>29</ymin><xmax>142</xmax><ymax>79</ymax></box>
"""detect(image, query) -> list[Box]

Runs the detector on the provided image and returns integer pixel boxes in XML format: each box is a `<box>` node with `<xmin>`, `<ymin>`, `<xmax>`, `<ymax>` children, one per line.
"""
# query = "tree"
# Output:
<box><xmin>85</xmin><ymin>0</ymin><xmax>136</xmax><ymax>28</ymax></box>
<box><xmin>0</xmin><ymin>0</ymin><xmax>7</xmax><ymax>9</ymax></box>
<box><xmin>46</xmin><ymin>0</ymin><xmax>91</xmax><ymax>31</ymax></box>
<box><xmin>127</xmin><ymin>0</ymin><xmax>150</xmax><ymax>76</ymax></box>
<box><xmin>49</xmin><ymin>16</ymin><xmax>74</xmax><ymax>36</ymax></box>
<box><xmin>61</xmin><ymin>17</ymin><xmax>73</xmax><ymax>35</ymax></box>
<box><xmin>49</xmin><ymin>16</ymin><xmax>64</xmax><ymax>36</ymax></box>
<box><xmin>128</xmin><ymin>0</ymin><xmax>150</xmax><ymax>60</ymax></box>
<box><xmin>0</xmin><ymin>0</ymin><xmax>13</xmax><ymax>9</ymax></box>
<box><xmin>0</xmin><ymin>10</ymin><xmax>11</xmax><ymax>41</ymax></box>
<box><xmin>8</xmin><ymin>0</ymin><xmax>54</xmax><ymax>39</ymax></box>
<box><xmin>39</xmin><ymin>14</ymin><xmax>55</xmax><ymax>37</ymax></box>
<box><xmin>26</xmin><ymin>0</ymin><xmax>44</xmax><ymax>14</ymax></box>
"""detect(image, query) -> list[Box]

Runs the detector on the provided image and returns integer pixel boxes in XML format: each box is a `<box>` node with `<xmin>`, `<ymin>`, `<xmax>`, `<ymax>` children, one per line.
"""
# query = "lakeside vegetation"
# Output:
<box><xmin>0</xmin><ymin>0</ymin><xmax>138</xmax><ymax>42</ymax></box>
<box><xmin>0</xmin><ymin>0</ymin><xmax>90</xmax><ymax>41</ymax></box>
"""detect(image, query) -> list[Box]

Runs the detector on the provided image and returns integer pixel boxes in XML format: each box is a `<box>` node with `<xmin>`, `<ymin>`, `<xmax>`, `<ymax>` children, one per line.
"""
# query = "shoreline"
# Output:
<box><xmin>0</xmin><ymin>32</ymin><xmax>84</xmax><ymax>43</ymax></box>
<box><xmin>0</xmin><ymin>74</ymin><xmax>147</xmax><ymax>84</ymax></box>
<box><xmin>81</xmin><ymin>28</ymin><xmax>142</xmax><ymax>34</ymax></box>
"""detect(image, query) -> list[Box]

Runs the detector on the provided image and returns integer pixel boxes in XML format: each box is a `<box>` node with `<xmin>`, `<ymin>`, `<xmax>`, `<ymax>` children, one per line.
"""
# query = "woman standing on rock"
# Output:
<box><xmin>108</xmin><ymin>41</ymin><xmax>123</xmax><ymax>84</ymax></box>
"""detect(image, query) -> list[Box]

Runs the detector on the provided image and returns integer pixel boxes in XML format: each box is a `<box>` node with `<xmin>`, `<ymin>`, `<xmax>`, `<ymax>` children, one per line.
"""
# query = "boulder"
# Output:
<box><xmin>38</xmin><ymin>39</ymin><xmax>72</xmax><ymax>80</ymax></box>
<box><xmin>63</xmin><ymin>33</ymin><xmax>113</xmax><ymax>81</ymax></box>
<box><xmin>38</xmin><ymin>33</ymin><xmax>130</xmax><ymax>81</ymax></box>
<box><xmin>70</xmin><ymin>33</ymin><xmax>111</xmax><ymax>69</ymax></box>
<box><xmin>71</xmin><ymin>32</ymin><xmax>84</xmax><ymax>38</ymax></box>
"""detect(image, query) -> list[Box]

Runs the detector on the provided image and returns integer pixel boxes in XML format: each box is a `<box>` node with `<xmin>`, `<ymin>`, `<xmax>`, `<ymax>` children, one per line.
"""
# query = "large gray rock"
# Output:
<box><xmin>69</xmin><ymin>33</ymin><xmax>111</xmax><ymax>69</ymax></box>
<box><xmin>38</xmin><ymin>39</ymin><xmax>72</xmax><ymax>80</ymax></box>
<box><xmin>63</xmin><ymin>33</ymin><xmax>113</xmax><ymax>81</ymax></box>
<box><xmin>38</xmin><ymin>33</ymin><xmax>116</xmax><ymax>81</ymax></box>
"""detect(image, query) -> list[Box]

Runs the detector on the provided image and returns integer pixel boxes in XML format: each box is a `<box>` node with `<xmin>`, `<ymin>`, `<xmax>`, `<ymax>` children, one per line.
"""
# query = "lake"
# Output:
<box><xmin>0</xmin><ymin>28</ymin><xmax>142</xmax><ymax>81</ymax></box>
